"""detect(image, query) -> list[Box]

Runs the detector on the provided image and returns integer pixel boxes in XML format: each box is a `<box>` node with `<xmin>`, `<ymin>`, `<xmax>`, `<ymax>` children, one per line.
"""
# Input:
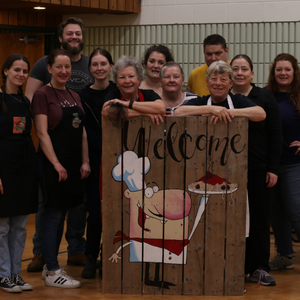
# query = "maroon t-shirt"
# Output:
<box><xmin>31</xmin><ymin>85</ymin><xmax>84</xmax><ymax>131</ymax></box>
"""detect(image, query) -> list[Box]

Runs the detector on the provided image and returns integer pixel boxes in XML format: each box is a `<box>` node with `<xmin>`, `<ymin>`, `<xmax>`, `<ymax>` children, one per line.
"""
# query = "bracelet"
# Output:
<box><xmin>129</xmin><ymin>100</ymin><xmax>134</xmax><ymax>109</ymax></box>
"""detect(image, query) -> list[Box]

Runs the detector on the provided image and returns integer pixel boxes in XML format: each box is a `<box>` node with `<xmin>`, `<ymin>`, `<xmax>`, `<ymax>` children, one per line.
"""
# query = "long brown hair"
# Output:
<box><xmin>1</xmin><ymin>53</ymin><xmax>30</xmax><ymax>114</ymax></box>
<box><xmin>267</xmin><ymin>53</ymin><xmax>300</xmax><ymax>113</ymax></box>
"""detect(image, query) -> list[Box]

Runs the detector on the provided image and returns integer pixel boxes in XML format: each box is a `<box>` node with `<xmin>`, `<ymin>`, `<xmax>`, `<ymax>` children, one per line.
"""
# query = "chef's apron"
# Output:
<box><xmin>0</xmin><ymin>94</ymin><xmax>38</xmax><ymax>217</ymax></box>
<box><xmin>41</xmin><ymin>90</ymin><xmax>85</xmax><ymax>210</ymax></box>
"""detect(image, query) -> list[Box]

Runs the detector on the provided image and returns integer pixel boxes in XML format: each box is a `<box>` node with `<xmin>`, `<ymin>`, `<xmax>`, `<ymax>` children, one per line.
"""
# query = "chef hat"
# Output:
<box><xmin>112</xmin><ymin>151</ymin><xmax>150</xmax><ymax>191</ymax></box>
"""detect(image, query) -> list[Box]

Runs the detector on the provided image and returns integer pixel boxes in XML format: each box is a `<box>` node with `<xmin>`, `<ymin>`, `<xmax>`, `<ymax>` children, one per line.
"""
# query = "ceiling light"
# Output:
<box><xmin>34</xmin><ymin>6</ymin><xmax>46</xmax><ymax>10</ymax></box>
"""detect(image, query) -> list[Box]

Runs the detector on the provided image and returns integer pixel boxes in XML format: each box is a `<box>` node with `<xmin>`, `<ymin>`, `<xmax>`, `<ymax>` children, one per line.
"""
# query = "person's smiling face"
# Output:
<box><xmin>161</xmin><ymin>66</ymin><xmax>184</xmax><ymax>93</ymax></box>
<box><xmin>145</xmin><ymin>51</ymin><xmax>166</xmax><ymax>80</ymax></box>
<box><xmin>231</xmin><ymin>58</ymin><xmax>254</xmax><ymax>88</ymax></box>
<box><xmin>206</xmin><ymin>72</ymin><xmax>233</xmax><ymax>103</ymax></box>
<box><xmin>90</xmin><ymin>54</ymin><xmax>112</xmax><ymax>81</ymax></box>
<box><xmin>274</xmin><ymin>60</ymin><xmax>294</xmax><ymax>92</ymax></box>
<box><xmin>60</xmin><ymin>24</ymin><xmax>84</xmax><ymax>55</ymax></box>
<box><xmin>116</xmin><ymin>66</ymin><xmax>141</xmax><ymax>98</ymax></box>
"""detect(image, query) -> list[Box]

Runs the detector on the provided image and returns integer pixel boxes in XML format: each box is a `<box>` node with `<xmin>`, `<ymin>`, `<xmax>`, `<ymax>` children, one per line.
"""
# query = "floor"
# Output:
<box><xmin>1</xmin><ymin>214</ymin><xmax>300</xmax><ymax>300</ymax></box>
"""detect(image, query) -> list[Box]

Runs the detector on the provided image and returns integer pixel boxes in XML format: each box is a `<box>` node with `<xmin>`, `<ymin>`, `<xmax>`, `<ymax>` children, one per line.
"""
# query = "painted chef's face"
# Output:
<box><xmin>124</xmin><ymin>186</ymin><xmax>191</xmax><ymax>240</ymax></box>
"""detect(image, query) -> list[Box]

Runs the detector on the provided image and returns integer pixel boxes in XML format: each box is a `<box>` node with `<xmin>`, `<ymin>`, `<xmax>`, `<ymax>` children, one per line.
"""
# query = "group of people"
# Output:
<box><xmin>0</xmin><ymin>15</ymin><xmax>299</xmax><ymax>294</ymax></box>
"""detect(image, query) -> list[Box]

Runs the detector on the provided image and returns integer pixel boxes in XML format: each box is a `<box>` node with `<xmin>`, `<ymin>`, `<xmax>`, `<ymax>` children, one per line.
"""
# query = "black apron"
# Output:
<box><xmin>0</xmin><ymin>94</ymin><xmax>38</xmax><ymax>217</ymax></box>
<box><xmin>41</xmin><ymin>93</ymin><xmax>85</xmax><ymax>210</ymax></box>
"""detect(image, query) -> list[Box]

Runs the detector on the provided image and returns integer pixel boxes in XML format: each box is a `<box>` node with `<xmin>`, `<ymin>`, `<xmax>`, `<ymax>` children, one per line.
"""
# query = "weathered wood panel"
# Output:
<box><xmin>121</xmin><ymin>117</ymin><xmax>143</xmax><ymax>294</ymax></box>
<box><xmin>224</xmin><ymin>117</ymin><xmax>248</xmax><ymax>296</ymax></box>
<box><xmin>102</xmin><ymin>117</ymin><xmax>123</xmax><ymax>294</ymax></box>
<box><xmin>102</xmin><ymin>116</ymin><xmax>248</xmax><ymax>296</ymax></box>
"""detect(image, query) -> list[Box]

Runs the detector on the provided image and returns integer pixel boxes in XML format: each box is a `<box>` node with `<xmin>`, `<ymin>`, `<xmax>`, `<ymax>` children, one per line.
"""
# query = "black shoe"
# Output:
<box><xmin>0</xmin><ymin>277</ymin><xmax>22</xmax><ymax>293</ymax></box>
<box><xmin>81</xmin><ymin>255</ymin><xmax>97</xmax><ymax>279</ymax></box>
<box><xmin>249</xmin><ymin>269</ymin><xmax>276</xmax><ymax>286</ymax></box>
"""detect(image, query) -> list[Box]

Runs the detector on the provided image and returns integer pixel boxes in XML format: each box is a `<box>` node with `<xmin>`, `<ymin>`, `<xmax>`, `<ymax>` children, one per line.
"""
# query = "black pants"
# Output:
<box><xmin>245</xmin><ymin>169</ymin><xmax>272</xmax><ymax>274</ymax></box>
<box><xmin>85</xmin><ymin>172</ymin><xmax>102</xmax><ymax>258</ymax></box>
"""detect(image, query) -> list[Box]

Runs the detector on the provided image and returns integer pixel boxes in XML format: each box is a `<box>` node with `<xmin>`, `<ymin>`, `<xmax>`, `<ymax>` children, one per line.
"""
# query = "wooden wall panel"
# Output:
<box><xmin>0</xmin><ymin>10</ymin><xmax>9</xmax><ymax>25</ymax></box>
<box><xmin>109</xmin><ymin>0</ymin><xmax>118</xmax><ymax>10</ymax></box>
<box><xmin>71</xmin><ymin>0</ymin><xmax>81</xmax><ymax>6</ymax></box>
<box><xmin>102</xmin><ymin>116</ymin><xmax>247</xmax><ymax>296</ymax></box>
<box><xmin>18</xmin><ymin>11</ymin><xmax>28</xmax><ymax>26</ymax></box>
<box><xmin>0</xmin><ymin>10</ymin><xmax>60</xmax><ymax>27</ymax></box>
<box><xmin>81</xmin><ymin>0</ymin><xmax>91</xmax><ymax>7</ymax></box>
<box><xmin>90</xmin><ymin>0</ymin><xmax>99</xmax><ymax>8</ymax></box>
<box><xmin>61</xmin><ymin>0</ymin><xmax>71</xmax><ymax>4</ymax></box>
<box><xmin>133</xmin><ymin>0</ymin><xmax>140</xmax><ymax>13</ymax></box>
<box><xmin>117</xmin><ymin>0</ymin><xmax>126</xmax><ymax>11</ymax></box>
<box><xmin>99</xmin><ymin>0</ymin><xmax>109</xmax><ymax>9</ymax></box>
<box><xmin>8</xmin><ymin>11</ymin><xmax>18</xmax><ymax>25</ymax></box>
<box><xmin>126</xmin><ymin>0</ymin><xmax>134</xmax><ymax>12</ymax></box>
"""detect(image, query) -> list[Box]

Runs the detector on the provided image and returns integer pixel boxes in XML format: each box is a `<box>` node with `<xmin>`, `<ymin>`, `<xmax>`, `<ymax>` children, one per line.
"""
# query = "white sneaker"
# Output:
<box><xmin>45</xmin><ymin>269</ymin><xmax>81</xmax><ymax>289</ymax></box>
<box><xmin>42</xmin><ymin>265</ymin><xmax>47</xmax><ymax>280</ymax></box>
<box><xmin>11</xmin><ymin>274</ymin><xmax>33</xmax><ymax>291</ymax></box>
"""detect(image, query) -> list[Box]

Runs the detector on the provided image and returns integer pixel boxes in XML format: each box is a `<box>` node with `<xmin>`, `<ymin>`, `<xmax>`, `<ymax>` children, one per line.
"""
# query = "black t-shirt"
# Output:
<box><xmin>105</xmin><ymin>88</ymin><xmax>161</xmax><ymax>102</ymax></box>
<box><xmin>184</xmin><ymin>92</ymin><xmax>257</xmax><ymax>108</ymax></box>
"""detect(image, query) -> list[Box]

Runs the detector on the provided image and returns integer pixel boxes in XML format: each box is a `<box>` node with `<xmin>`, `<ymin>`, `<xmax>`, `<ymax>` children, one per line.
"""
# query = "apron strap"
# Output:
<box><xmin>207</xmin><ymin>94</ymin><xmax>234</xmax><ymax>109</ymax></box>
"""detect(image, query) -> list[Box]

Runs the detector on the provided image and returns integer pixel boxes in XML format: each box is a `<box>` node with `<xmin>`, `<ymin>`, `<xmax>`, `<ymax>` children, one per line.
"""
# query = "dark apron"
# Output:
<box><xmin>0</xmin><ymin>95</ymin><xmax>38</xmax><ymax>217</ymax></box>
<box><xmin>41</xmin><ymin>103</ymin><xmax>85</xmax><ymax>210</ymax></box>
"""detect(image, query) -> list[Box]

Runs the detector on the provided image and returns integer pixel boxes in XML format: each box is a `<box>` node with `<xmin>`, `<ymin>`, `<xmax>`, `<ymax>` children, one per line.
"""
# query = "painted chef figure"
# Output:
<box><xmin>109</xmin><ymin>151</ymin><xmax>208</xmax><ymax>265</ymax></box>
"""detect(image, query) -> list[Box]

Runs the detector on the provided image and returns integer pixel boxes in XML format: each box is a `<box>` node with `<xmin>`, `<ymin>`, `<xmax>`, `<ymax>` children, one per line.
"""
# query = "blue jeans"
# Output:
<box><xmin>0</xmin><ymin>215</ymin><xmax>29</xmax><ymax>277</ymax></box>
<box><xmin>33</xmin><ymin>153</ymin><xmax>86</xmax><ymax>256</ymax></box>
<box><xmin>271</xmin><ymin>163</ymin><xmax>300</xmax><ymax>256</ymax></box>
<box><xmin>42</xmin><ymin>207</ymin><xmax>67</xmax><ymax>271</ymax></box>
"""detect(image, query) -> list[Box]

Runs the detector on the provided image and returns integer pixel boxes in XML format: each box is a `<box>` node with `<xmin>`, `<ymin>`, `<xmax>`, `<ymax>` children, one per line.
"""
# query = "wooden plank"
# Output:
<box><xmin>120</xmin><ymin>117</ymin><xmax>143</xmax><ymax>294</ymax></box>
<box><xmin>90</xmin><ymin>0</ymin><xmax>99</xmax><ymax>8</ymax></box>
<box><xmin>71</xmin><ymin>0</ymin><xmax>81</xmax><ymax>6</ymax></box>
<box><xmin>81</xmin><ymin>0</ymin><xmax>91</xmax><ymax>7</ymax></box>
<box><xmin>8</xmin><ymin>11</ymin><xmax>18</xmax><ymax>25</ymax></box>
<box><xmin>61</xmin><ymin>0</ymin><xmax>71</xmax><ymax>4</ymax></box>
<box><xmin>162</xmin><ymin>116</ymin><xmax>186</xmax><ymax>295</ymax></box>
<box><xmin>203</xmin><ymin>120</ymin><xmax>228</xmax><ymax>295</ymax></box>
<box><xmin>36</xmin><ymin>12</ymin><xmax>46</xmax><ymax>27</ymax></box>
<box><xmin>224</xmin><ymin>118</ymin><xmax>247</xmax><ymax>296</ymax></box>
<box><xmin>125</xmin><ymin>0</ymin><xmax>133</xmax><ymax>12</ymax></box>
<box><xmin>133</xmin><ymin>0</ymin><xmax>140</xmax><ymax>13</ymax></box>
<box><xmin>45</xmin><ymin>13</ymin><xmax>62</xmax><ymax>28</ymax></box>
<box><xmin>27</xmin><ymin>12</ymin><xmax>37</xmax><ymax>27</ymax></box>
<box><xmin>117</xmin><ymin>0</ymin><xmax>125</xmax><ymax>11</ymax></box>
<box><xmin>40</xmin><ymin>0</ymin><xmax>51</xmax><ymax>3</ymax></box>
<box><xmin>50</xmin><ymin>0</ymin><xmax>61</xmax><ymax>4</ymax></box>
<box><xmin>17</xmin><ymin>11</ymin><xmax>28</xmax><ymax>26</ymax></box>
<box><xmin>109</xmin><ymin>0</ymin><xmax>118</xmax><ymax>10</ymax></box>
<box><xmin>99</xmin><ymin>0</ymin><xmax>108</xmax><ymax>9</ymax></box>
<box><xmin>182</xmin><ymin>116</ymin><xmax>207</xmax><ymax>295</ymax></box>
<box><xmin>102</xmin><ymin>117</ymin><xmax>123</xmax><ymax>294</ymax></box>
<box><xmin>0</xmin><ymin>10</ymin><xmax>9</xmax><ymax>25</ymax></box>
<box><xmin>141</xmin><ymin>117</ymin><xmax>165</xmax><ymax>295</ymax></box>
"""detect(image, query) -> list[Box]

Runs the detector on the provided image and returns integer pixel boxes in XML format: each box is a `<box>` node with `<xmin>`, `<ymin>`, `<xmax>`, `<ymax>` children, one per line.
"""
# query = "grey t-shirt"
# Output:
<box><xmin>29</xmin><ymin>54</ymin><xmax>93</xmax><ymax>92</ymax></box>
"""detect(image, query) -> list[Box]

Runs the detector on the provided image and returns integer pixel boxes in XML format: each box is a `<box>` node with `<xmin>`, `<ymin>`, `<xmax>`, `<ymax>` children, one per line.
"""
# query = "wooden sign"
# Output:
<box><xmin>102</xmin><ymin>116</ymin><xmax>248</xmax><ymax>296</ymax></box>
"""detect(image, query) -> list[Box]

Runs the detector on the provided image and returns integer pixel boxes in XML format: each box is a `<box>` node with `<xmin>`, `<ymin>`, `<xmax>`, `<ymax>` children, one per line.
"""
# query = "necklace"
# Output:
<box><xmin>49</xmin><ymin>82</ymin><xmax>78</xmax><ymax>107</ymax></box>
<box><xmin>8</xmin><ymin>94</ymin><xmax>22</xmax><ymax>103</ymax></box>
